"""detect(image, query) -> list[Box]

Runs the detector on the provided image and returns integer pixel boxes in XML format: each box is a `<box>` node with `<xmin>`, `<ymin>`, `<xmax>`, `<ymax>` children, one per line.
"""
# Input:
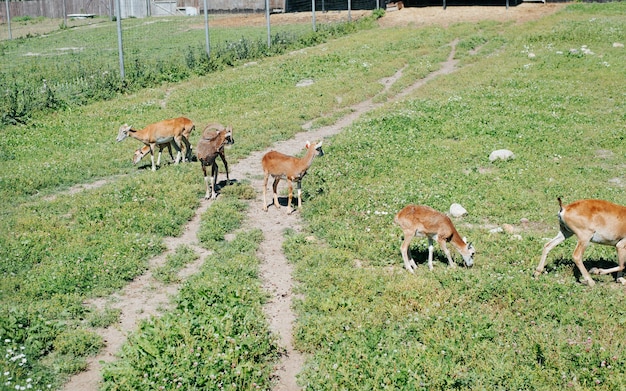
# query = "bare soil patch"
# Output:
<box><xmin>207</xmin><ymin>3</ymin><xmax>565</xmax><ymax>29</ymax></box>
<box><xmin>377</xmin><ymin>3</ymin><xmax>565</xmax><ymax>28</ymax></box>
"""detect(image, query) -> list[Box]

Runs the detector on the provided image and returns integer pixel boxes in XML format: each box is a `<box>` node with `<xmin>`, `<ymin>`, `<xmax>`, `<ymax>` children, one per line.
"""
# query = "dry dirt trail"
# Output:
<box><xmin>229</xmin><ymin>40</ymin><xmax>459</xmax><ymax>391</ymax></box>
<box><xmin>63</xmin><ymin>4</ymin><xmax>564</xmax><ymax>389</ymax></box>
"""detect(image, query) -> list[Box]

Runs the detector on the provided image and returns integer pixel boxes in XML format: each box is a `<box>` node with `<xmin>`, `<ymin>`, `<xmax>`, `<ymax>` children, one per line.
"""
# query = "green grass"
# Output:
<box><xmin>1</xmin><ymin>3</ymin><xmax>626</xmax><ymax>390</ymax></box>
<box><xmin>293</xmin><ymin>3</ymin><xmax>626</xmax><ymax>389</ymax></box>
<box><xmin>152</xmin><ymin>245</ymin><xmax>199</xmax><ymax>284</ymax></box>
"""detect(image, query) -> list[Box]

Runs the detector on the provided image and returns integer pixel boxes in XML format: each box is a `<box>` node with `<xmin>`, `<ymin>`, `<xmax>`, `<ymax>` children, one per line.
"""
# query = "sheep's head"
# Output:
<box><xmin>116</xmin><ymin>124</ymin><xmax>132</xmax><ymax>142</ymax></box>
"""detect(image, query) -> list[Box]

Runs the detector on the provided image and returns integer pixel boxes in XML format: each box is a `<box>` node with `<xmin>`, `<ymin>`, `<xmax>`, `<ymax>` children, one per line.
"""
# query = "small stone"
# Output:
<box><xmin>489</xmin><ymin>149</ymin><xmax>515</xmax><ymax>162</ymax></box>
<box><xmin>450</xmin><ymin>203</ymin><xmax>467</xmax><ymax>217</ymax></box>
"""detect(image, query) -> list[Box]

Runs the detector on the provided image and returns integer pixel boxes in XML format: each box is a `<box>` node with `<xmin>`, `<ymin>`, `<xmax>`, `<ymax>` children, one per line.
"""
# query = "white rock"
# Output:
<box><xmin>296</xmin><ymin>79</ymin><xmax>314</xmax><ymax>87</ymax></box>
<box><xmin>489</xmin><ymin>149</ymin><xmax>515</xmax><ymax>162</ymax></box>
<box><xmin>449</xmin><ymin>203</ymin><xmax>467</xmax><ymax>218</ymax></box>
<box><xmin>613</xmin><ymin>42</ymin><xmax>624</xmax><ymax>48</ymax></box>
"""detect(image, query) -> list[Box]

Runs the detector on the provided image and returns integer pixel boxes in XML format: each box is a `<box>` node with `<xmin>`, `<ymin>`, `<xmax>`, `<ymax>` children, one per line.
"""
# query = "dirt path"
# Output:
<box><xmin>62</xmin><ymin>201</ymin><xmax>213</xmax><ymax>390</ymax></box>
<box><xmin>61</xmin><ymin>4</ymin><xmax>564</xmax><ymax>389</ymax></box>
<box><xmin>61</xmin><ymin>37</ymin><xmax>460</xmax><ymax>391</ymax></box>
<box><xmin>230</xmin><ymin>40</ymin><xmax>459</xmax><ymax>390</ymax></box>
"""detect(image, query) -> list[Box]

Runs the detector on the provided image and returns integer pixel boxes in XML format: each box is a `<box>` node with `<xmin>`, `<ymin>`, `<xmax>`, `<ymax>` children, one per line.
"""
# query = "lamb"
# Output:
<box><xmin>261</xmin><ymin>141</ymin><xmax>324</xmax><ymax>214</ymax></box>
<box><xmin>394</xmin><ymin>204</ymin><xmax>475</xmax><ymax>272</ymax></box>
<box><xmin>196</xmin><ymin>123</ymin><xmax>234</xmax><ymax>199</ymax></box>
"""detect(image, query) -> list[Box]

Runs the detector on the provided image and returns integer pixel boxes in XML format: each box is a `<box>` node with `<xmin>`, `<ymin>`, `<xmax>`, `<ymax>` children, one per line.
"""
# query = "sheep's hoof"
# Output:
<box><xmin>581</xmin><ymin>279</ymin><xmax>596</xmax><ymax>287</ymax></box>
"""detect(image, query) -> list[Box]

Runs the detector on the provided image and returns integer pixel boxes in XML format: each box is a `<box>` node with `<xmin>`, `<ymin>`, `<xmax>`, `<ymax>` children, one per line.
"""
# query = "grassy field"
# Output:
<box><xmin>2</xmin><ymin>3</ymin><xmax>626</xmax><ymax>390</ymax></box>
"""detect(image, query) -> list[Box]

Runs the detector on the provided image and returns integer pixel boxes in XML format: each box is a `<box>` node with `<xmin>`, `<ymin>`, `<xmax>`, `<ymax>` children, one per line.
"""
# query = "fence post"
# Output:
<box><xmin>348</xmin><ymin>0</ymin><xmax>351</xmax><ymax>21</ymax></box>
<box><xmin>115</xmin><ymin>0</ymin><xmax>125</xmax><ymax>79</ymax></box>
<box><xmin>311</xmin><ymin>0</ymin><xmax>316</xmax><ymax>32</ymax></box>
<box><xmin>265</xmin><ymin>0</ymin><xmax>270</xmax><ymax>48</ymax></box>
<box><xmin>203</xmin><ymin>0</ymin><xmax>210</xmax><ymax>57</ymax></box>
<box><xmin>5</xmin><ymin>0</ymin><xmax>11</xmax><ymax>40</ymax></box>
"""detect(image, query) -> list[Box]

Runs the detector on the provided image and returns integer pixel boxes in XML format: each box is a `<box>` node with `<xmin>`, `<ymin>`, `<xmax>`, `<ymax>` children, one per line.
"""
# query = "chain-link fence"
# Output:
<box><xmin>0</xmin><ymin>0</ymin><xmax>379</xmax><ymax>125</ymax></box>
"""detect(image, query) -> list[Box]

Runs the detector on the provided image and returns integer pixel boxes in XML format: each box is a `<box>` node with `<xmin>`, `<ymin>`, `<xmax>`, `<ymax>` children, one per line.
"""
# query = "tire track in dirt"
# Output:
<box><xmin>229</xmin><ymin>39</ymin><xmax>459</xmax><ymax>391</ymax></box>
<box><xmin>62</xmin><ymin>39</ymin><xmax>459</xmax><ymax>391</ymax></box>
<box><xmin>62</xmin><ymin>201</ymin><xmax>213</xmax><ymax>391</ymax></box>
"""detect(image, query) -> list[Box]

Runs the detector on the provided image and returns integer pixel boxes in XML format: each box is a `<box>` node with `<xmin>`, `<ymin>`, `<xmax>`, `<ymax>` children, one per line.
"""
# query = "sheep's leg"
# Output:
<box><xmin>156</xmin><ymin>147</ymin><xmax>163</xmax><ymax>167</ymax></box>
<box><xmin>149</xmin><ymin>144</ymin><xmax>157</xmax><ymax>171</ymax></box>
<box><xmin>219</xmin><ymin>152</ymin><xmax>230</xmax><ymax>185</ymax></box>
<box><xmin>570</xmin><ymin>235</ymin><xmax>595</xmax><ymax>286</ymax></box>
<box><xmin>172</xmin><ymin>136</ymin><xmax>183</xmax><ymax>164</ymax></box>
<box><xmin>590</xmin><ymin>238</ymin><xmax>626</xmax><ymax>278</ymax></box>
<box><xmin>296</xmin><ymin>181</ymin><xmax>302</xmax><ymax>210</ymax></box>
<box><xmin>427</xmin><ymin>237</ymin><xmax>435</xmax><ymax>271</ymax></box>
<box><xmin>165</xmin><ymin>142</ymin><xmax>174</xmax><ymax>162</ymax></box>
<box><xmin>437</xmin><ymin>237</ymin><xmax>456</xmax><ymax>268</ymax></box>
<box><xmin>286</xmin><ymin>179</ymin><xmax>294</xmax><ymax>214</ymax></box>
<box><xmin>211</xmin><ymin>161</ymin><xmax>219</xmax><ymax>199</ymax></box>
<box><xmin>182</xmin><ymin>136</ymin><xmax>192</xmax><ymax>162</ymax></box>
<box><xmin>202</xmin><ymin>162</ymin><xmax>211</xmax><ymax>200</ymax></box>
<box><xmin>263</xmin><ymin>172</ymin><xmax>270</xmax><ymax>211</ymax></box>
<box><xmin>534</xmin><ymin>231</ymin><xmax>568</xmax><ymax>277</ymax></box>
<box><xmin>400</xmin><ymin>230</ymin><xmax>416</xmax><ymax>273</ymax></box>
<box><xmin>272</xmin><ymin>177</ymin><xmax>281</xmax><ymax>210</ymax></box>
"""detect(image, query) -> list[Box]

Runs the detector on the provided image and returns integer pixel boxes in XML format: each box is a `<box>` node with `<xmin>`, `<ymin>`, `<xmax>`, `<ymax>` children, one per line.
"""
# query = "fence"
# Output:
<box><xmin>0</xmin><ymin>0</ymin><xmax>377</xmax><ymax>126</ymax></box>
<box><xmin>0</xmin><ymin>0</ymin><xmax>271</xmax><ymax>22</ymax></box>
<box><xmin>0</xmin><ymin>0</ymin><xmax>380</xmax><ymax>22</ymax></box>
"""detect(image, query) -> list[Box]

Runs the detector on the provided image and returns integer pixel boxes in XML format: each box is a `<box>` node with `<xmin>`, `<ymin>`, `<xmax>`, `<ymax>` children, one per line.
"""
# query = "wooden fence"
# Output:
<box><xmin>0</xmin><ymin>0</ymin><xmax>286</xmax><ymax>23</ymax></box>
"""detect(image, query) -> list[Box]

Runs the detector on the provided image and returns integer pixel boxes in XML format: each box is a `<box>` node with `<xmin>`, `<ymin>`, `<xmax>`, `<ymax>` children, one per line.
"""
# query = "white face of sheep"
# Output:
<box><xmin>116</xmin><ymin>124</ymin><xmax>132</xmax><ymax>142</ymax></box>
<box><xmin>462</xmin><ymin>238</ymin><xmax>475</xmax><ymax>267</ymax></box>
<box><xmin>132</xmin><ymin>148</ymin><xmax>145</xmax><ymax>164</ymax></box>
